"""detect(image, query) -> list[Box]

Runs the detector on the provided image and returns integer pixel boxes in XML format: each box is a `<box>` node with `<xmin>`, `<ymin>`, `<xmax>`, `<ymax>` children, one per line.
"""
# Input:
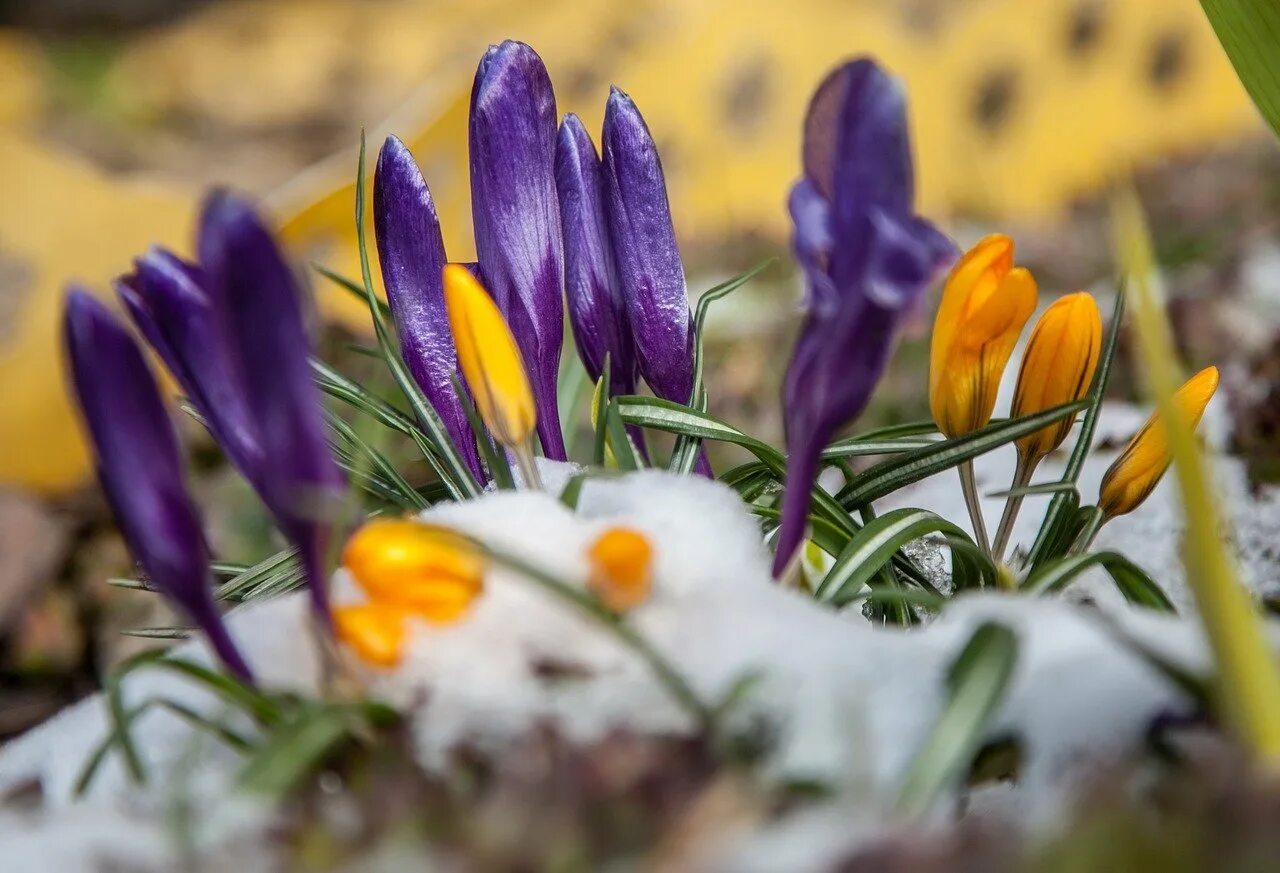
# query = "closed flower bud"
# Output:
<box><xmin>334</xmin><ymin>603</ymin><xmax>411</xmax><ymax>668</ymax></box>
<box><xmin>587</xmin><ymin>527</ymin><xmax>652</xmax><ymax>612</ymax></box>
<box><xmin>1098</xmin><ymin>366</ymin><xmax>1219</xmax><ymax>518</ymax></box>
<box><xmin>443</xmin><ymin>263</ymin><xmax>537</xmax><ymax>449</ymax></box>
<box><xmin>1011</xmin><ymin>292</ymin><xmax>1102</xmax><ymax>464</ymax></box>
<box><xmin>929</xmin><ymin>234</ymin><xmax>1038</xmax><ymax>438</ymax></box>
<box><xmin>342</xmin><ymin>518</ymin><xmax>485</xmax><ymax>623</ymax></box>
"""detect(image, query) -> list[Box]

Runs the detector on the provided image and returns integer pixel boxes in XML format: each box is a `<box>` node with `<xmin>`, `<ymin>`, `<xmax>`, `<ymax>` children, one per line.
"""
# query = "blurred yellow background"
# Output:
<box><xmin>0</xmin><ymin>0</ymin><xmax>1261</xmax><ymax>493</ymax></box>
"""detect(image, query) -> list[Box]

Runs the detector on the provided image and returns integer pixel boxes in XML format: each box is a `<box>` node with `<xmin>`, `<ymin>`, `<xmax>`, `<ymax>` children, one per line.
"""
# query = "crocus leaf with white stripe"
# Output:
<box><xmin>836</xmin><ymin>400</ymin><xmax>1088</xmax><ymax>510</ymax></box>
<box><xmin>1025</xmin><ymin>551</ymin><xmax>1174</xmax><ymax>612</ymax></box>
<box><xmin>817</xmin><ymin>508</ymin><xmax>989</xmax><ymax>606</ymax></box>
<box><xmin>896</xmin><ymin>622</ymin><xmax>1018</xmax><ymax>818</ymax></box>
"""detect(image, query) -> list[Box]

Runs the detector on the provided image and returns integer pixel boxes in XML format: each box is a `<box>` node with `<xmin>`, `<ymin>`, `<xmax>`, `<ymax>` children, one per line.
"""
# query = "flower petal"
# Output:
<box><xmin>469</xmin><ymin>40</ymin><xmax>566</xmax><ymax>459</ymax></box>
<box><xmin>555</xmin><ymin>113</ymin><xmax>637</xmax><ymax>397</ymax></box>
<box><xmin>197</xmin><ymin>191</ymin><xmax>345</xmax><ymax>620</ymax></box>
<box><xmin>63</xmin><ymin>290</ymin><xmax>252</xmax><ymax>680</ymax></box>
<box><xmin>118</xmin><ymin>248</ymin><xmax>264</xmax><ymax>484</ymax></box>
<box><xmin>374</xmin><ymin>135</ymin><xmax>484</xmax><ymax>480</ymax></box>
<box><xmin>601</xmin><ymin>85</ymin><xmax>694</xmax><ymax>406</ymax></box>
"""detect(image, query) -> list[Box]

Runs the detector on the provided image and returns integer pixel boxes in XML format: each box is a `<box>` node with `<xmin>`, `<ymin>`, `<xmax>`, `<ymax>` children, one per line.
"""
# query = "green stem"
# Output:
<box><xmin>1068</xmin><ymin>506</ymin><xmax>1106</xmax><ymax>555</ymax></box>
<box><xmin>481</xmin><ymin>544</ymin><xmax>714</xmax><ymax>734</ymax></box>
<box><xmin>992</xmin><ymin>456</ymin><xmax>1035</xmax><ymax>564</ymax></box>
<box><xmin>512</xmin><ymin>440</ymin><xmax>544</xmax><ymax>490</ymax></box>
<box><xmin>959</xmin><ymin>460</ymin><xmax>991</xmax><ymax>556</ymax></box>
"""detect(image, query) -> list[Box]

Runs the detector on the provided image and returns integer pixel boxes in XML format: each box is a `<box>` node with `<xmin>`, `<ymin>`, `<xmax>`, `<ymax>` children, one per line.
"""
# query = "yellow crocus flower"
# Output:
<box><xmin>334</xmin><ymin>602</ymin><xmax>412</xmax><ymax>669</ymax></box>
<box><xmin>587</xmin><ymin>527</ymin><xmax>653</xmax><ymax>612</ymax></box>
<box><xmin>335</xmin><ymin>518</ymin><xmax>486</xmax><ymax>667</ymax></box>
<box><xmin>929</xmin><ymin>234</ymin><xmax>1038</xmax><ymax>438</ymax></box>
<box><xmin>442</xmin><ymin>263</ymin><xmax>536</xmax><ymax>450</ymax></box>
<box><xmin>1011</xmin><ymin>292</ymin><xmax>1102</xmax><ymax>465</ymax></box>
<box><xmin>1099</xmin><ymin>366</ymin><xmax>1219</xmax><ymax>519</ymax></box>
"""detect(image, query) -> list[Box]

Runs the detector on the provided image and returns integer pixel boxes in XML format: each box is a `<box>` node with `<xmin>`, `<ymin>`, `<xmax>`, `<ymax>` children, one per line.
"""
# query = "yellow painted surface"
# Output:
<box><xmin>0</xmin><ymin>0</ymin><xmax>1263</xmax><ymax>493</ymax></box>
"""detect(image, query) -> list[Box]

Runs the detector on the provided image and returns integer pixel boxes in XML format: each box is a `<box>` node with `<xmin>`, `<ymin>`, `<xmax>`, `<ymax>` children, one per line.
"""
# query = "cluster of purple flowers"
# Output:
<box><xmin>63</xmin><ymin>40</ymin><xmax>954</xmax><ymax>677</ymax></box>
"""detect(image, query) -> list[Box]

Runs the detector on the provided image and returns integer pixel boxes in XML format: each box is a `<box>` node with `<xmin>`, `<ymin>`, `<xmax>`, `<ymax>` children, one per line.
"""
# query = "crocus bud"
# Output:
<box><xmin>773</xmin><ymin>58</ymin><xmax>956</xmax><ymax>578</ymax></box>
<box><xmin>601</xmin><ymin>86</ymin><xmax>694</xmax><ymax>407</ymax></box>
<box><xmin>1011</xmin><ymin>292</ymin><xmax>1102</xmax><ymax>464</ymax></box>
<box><xmin>1099</xmin><ymin>366</ymin><xmax>1219</xmax><ymax>519</ymax></box>
<box><xmin>587</xmin><ymin>527</ymin><xmax>652</xmax><ymax>612</ymax></box>
<box><xmin>197</xmin><ymin>191</ymin><xmax>346</xmax><ymax>623</ymax></box>
<box><xmin>342</xmin><ymin>518</ymin><xmax>484</xmax><ymax>622</ymax></box>
<box><xmin>555</xmin><ymin>113</ymin><xmax>637</xmax><ymax>397</ymax></box>
<box><xmin>334</xmin><ymin>603</ymin><xmax>411</xmax><ymax>668</ymax></box>
<box><xmin>374</xmin><ymin>135</ymin><xmax>484</xmax><ymax>481</ymax></box>
<box><xmin>63</xmin><ymin>290</ymin><xmax>253</xmax><ymax>681</ymax></box>
<box><xmin>469</xmin><ymin>40</ymin><xmax>567</xmax><ymax>460</ymax></box>
<box><xmin>117</xmin><ymin>248</ymin><xmax>264</xmax><ymax>486</ymax></box>
<box><xmin>929</xmin><ymin>235</ymin><xmax>1037</xmax><ymax>438</ymax></box>
<box><xmin>443</xmin><ymin>263</ymin><xmax>537</xmax><ymax>449</ymax></box>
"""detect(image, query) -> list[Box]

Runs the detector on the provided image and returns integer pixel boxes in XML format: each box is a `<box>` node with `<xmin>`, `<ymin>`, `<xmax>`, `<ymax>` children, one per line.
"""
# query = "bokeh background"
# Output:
<box><xmin>1</xmin><ymin>0</ymin><xmax>1277</xmax><ymax>734</ymax></box>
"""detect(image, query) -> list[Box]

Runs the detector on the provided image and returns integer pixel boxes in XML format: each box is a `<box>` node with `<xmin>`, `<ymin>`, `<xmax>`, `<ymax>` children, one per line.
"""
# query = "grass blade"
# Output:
<box><xmin>1024</xmin><ymin>551</ymin><xmax>1175</xmax><ymax>611</ymax></box>
<box><xmin>836</xmin><ymin>401</ymin><xmax>1088</xmax><ymax>510</ymax></box>
<box><xmin>896</xmin><ymin>622</ymin><xmax>1018</xmax><ymax>818</ymax></box>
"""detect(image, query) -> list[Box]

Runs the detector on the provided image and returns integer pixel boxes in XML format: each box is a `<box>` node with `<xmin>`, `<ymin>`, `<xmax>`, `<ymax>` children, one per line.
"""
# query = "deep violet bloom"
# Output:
<box><xmin>63</xmin><ymin>290</ymin><xmax>253</xmax><ymax>681</ymax></box>
<box><xmin>772</xmin><ymin>59</ymin><xmax>958</xmax><ymax>578</ymax></box>
<box><xmin>373</xmin><ymin>135</ymin><xmax>484</xmax><ymax>480</ymax></box>
<box><xmin>119</xmin><ymin>192</ymin><xmax>346</xmax><ymax>622</ymax></box>
<box><xmin>600</xmin><ymin>86</ymin><xmax>694</xmax><ymax>408</ymax></box>
<box><xmin>554</xmin><ymin>113</ymin><xmax>637</xmax><ymax>398</ymax></box>
<box><xmin>600</xmin><ymin>86</ymin><xmax>709</xmax><ymax>474</ymax></box>
<box><xmin>196</xmin><ymin>192</ymin><xmax>347</xmax><ymax>620</ymax></box>
<box><xmin>117</xmin><ymin>249</ymin><xmax>264</xmax><ymax>483</ymax></box>
<box><xmin>469</xmin><ymin>40</ymin><xmax>567</xmax><ymax>460</ymax></box>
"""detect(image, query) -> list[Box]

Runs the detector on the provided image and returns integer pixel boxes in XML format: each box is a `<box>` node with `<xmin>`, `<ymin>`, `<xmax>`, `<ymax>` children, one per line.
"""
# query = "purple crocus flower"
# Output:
<box><xmin>772</xmin><ymin>59</ymin><xmax>958</xmax><ymax>578</ymax></box>
<box><xmin>601</xmin><ymin>86</ymin><xmax>709</xmax><ymax>474</ymax></box>
<box><xmin>374</xmin><ymin>135</ymin><xmax>484</xmax><ymax>481</ymax></box>
<box><xmin>554</xmin><ymin>113</ymin><xmax>636</xmax><ymax>398</ymax></box>
<box><xmin>600</xmin><ymin>86</ymin><xmax>693</xmax><ymax>406</ymax></box>
<box><xmin>63</xmin><ymin>290</ymin><xmax>253</xmax><ymax>681</ymax></box>
<box><xmin>469</xmin><ymin>40</ymin><xmax>567</xmax><ymax>460</ymax></box>
<box><xmin>117</xmin><ymin>249</ymin><xmax>264</xmax><ymax>484</ymax></box>
<box><xmin>197</xmin><ymin>192</ymin><xmax>347</xmax><ymax>621</ymax></box>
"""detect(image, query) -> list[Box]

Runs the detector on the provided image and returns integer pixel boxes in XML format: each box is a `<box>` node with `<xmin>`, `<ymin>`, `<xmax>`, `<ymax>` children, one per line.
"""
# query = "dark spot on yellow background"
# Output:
<box><xmin>972</xmin><ymin>67</ymin><xmax>1019</xmax><ymax>136</ymax></box>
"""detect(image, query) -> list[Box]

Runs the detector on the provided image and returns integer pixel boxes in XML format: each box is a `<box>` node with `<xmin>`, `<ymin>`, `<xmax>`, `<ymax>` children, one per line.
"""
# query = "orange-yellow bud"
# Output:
<box><xmin>929</xmin><ymin>234</ymin><xmax>1038</xmax><ymax>437</ymax></box>
<box><xmin>1098</xmin><ymin>366</ymin><xmax>1220</xmax><ymax>518</ymax></box>
<box><xmin>1011</xmin><ymin>292</ymin><xmax>1102</xmax><ymax>463</ymax></box>
<box><xmin>442</xmin><ymin>263</ymin><xmax>536</xmax><ymax>448</ymax></box>
<box><xmin>587</xmin><ymin>527</ymin><xmax>653</xmax><ymax>612</ymax></box>
<box><xmin>334</xmin><ymin>603</ymin><xmax>410</xmax><ymax>668</ymax></box>
<box><xmin>342</xmin><ymin>518</ymin><xmax>484</xmax><ymax>622</ymax></box>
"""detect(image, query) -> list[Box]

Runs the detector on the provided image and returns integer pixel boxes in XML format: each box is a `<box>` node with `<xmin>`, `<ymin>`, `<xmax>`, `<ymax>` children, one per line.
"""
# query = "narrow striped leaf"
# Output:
<box><xmin>896</xmin><ymin>622</ymin><xmax>1018</xmax><ymax>818</ymax></box>
<box><xmin>616</xmin><ymin>396</ymin><xmax>859</xmax><ymax>538</ymax></box>
<box><xmin>670</xmin><ymin>259</ymin><xmax>774</xmax><ymax>474</ymax></box>
<box><xmin>817</xmin><ymin>508</ymin><xmax>979</xmax><ymax>605</ymax></box>
<box><xmin>605</xmin><ymin>398</ymin><xmax>643</xmax><ymax>471</ymax></box>
<box><xmin>452</xmin><ymin>373</ymin><xmax>514</xmax><ymax>490</ymax></box>
<box><xmin>1025</xmin><ymin>550</ymin><xmax>1175</xmax><ymax>612</ymax></box>
<box><xmin>836</xmin><ymin>401</ymin><xmax>1088</xmax><ymax>510</ymax></box>
<box><xmin>592</xmin><ymin>356</ymin><xmax>611</xmax><ymax>467</ymax></box>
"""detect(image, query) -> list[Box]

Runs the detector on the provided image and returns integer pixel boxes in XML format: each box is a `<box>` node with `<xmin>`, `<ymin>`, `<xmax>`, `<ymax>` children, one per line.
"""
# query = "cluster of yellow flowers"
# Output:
<box><xmin>334</xmin><ymin>517</ymin><xmax>654</xmax><ymax>667</ymax></box>
<box><xmin>930</xmin><ymin>234</ymin><xmax>1219</xmax><ymax>560</ymax></box>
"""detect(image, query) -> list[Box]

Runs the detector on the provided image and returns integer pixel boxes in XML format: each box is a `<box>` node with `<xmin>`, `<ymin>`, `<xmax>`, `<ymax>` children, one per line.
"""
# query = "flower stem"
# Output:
<box><xmin>959</xmin><ymin>460</ymin><xmax>991</xmax><ymax>555</ymax></box>
<box><xmin>481</xmin><ymin>542</ymin><xmax>714</xmax><ymax>734</ymax></box>
<box><xmin>513</xmin><ymin>440</ymin><xmax>543</xmax><ymax>490</ymax></box>
<box><xmin>992</xmin><ymin>455</ymin><xmax>1035</xmax><ymax>564</ymax></box>
<box><xmin>1068</xmin><ymin>506</ymin><xmax>1106</xmax><ymax>554</ymax></box>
